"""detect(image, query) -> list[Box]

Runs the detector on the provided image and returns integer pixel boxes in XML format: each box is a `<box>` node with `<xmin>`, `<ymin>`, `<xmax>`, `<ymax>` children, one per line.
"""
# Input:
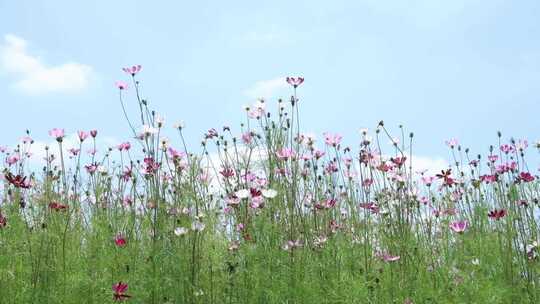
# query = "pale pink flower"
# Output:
<box><xmin>445</xmin><ymin>138</ymin><xmax>459</xmax><ymax>148</ymax></box>
<box><xmin>78</xmin><ymin>131</ymin><xmax>89</xmax><ymax>142</ymax></box>
<box><xmin>324</xmin><ymin>133</ymin><xmax>342</xmax><ymax>147</ymax></box>
<box><xmin>115</xmin><ymin>80</ymin><xmax>128</xmax><ymax>90</ymax></box>
<box><xmin>6</xmin><ymin>155</ymin><xmax>20</xmax><ymax>165</ymax></box>
<box><xmin>276</xmin><ymin>148</ymin><xmax>295</xmax><ymax>160</ymax></box>
<box><xmin>48</xmin><ymin>128</ymin><xmax>65</xmax><ymax>141</ymax></box>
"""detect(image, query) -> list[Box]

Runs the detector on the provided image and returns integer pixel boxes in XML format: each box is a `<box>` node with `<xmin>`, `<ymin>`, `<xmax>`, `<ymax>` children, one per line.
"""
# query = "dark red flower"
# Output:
<box><xmin>488</xmin><ymin>209</ymin><xmax>507</xmax><ymax>220</ymax></box>
<box><xmin>436</xmin><ymin>169</ymin><xmax>454</xmax><ymax>187</ymax></box>
<box><xmin>49</xmin><ymin>202</ymin><xmax>68</xmax><ymax>211</ymax></box>
<box><xmin>220</xmin><ymin>168</ymin><xmax>235</xmax><ymax>178</ymax></box>
<box><xmin>4</xmin><ymin>172</ymin><xmax>31</xmax><ymax>189</ymax></box>
<box><xmin>0</xmin><ymin>213</ymin><xmax>7</xmax><ymax>228</ymax></box>
<box><xmin>519</xmin><ymin>172</ymin><xmax>535</xmax><ymax>183</ymax></box>
<box><xmin>250</xmin><ymin>188</ymin><xmax>262</xmax><ymax>198</ymax></box>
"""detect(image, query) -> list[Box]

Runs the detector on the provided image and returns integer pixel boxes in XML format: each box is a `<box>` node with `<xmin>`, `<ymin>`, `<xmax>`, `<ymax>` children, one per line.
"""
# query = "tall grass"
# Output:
<box><xmin>0</xmin><ymin>68</ymin><xmax>539</xmax><ymax>303</ymax></box>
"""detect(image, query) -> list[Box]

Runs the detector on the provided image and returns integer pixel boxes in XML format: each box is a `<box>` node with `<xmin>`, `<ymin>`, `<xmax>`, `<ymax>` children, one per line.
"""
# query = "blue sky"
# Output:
<box><xmin>0</xmin><ymin>0</ymin><xmax>539</xmax><ymax>169</ymax></box>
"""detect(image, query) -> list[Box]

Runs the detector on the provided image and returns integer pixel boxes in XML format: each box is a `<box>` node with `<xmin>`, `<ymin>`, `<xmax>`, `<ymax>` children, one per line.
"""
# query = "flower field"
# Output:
<box><xmin>1</xmin><ymin>66</ymin><xmax>539</xmax><ymax>303</ymax></box>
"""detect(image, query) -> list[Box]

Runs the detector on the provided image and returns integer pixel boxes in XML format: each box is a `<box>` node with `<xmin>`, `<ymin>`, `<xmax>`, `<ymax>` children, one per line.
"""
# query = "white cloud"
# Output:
<box><xmin>0</xmin><ymin>34</ymin><xmax>93</xmax><ymax>95</ymax></box>
<box><xmin>243</xmin><ymin>77</ymin><xmax>289</xmax><ymax>100</ymax></box>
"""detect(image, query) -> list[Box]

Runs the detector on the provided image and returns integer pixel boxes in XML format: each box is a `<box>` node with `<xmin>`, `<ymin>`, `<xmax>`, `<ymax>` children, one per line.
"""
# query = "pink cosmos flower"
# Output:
<box><xmin>480</xmin><ymin>174</ymin><xmax>498</xmax><ymax>184</ymax></box>
<box><xmin>122</xmin><ymin>64</ymin><xmax>142</xmax><ymax>76</ymax></box>
<box><xmin>90</xmin><ymin>130</ymin><xmax>98</xmax><ymax>138</ymax></box>
<box><xmin>84</xmin><ymin>163</ymin><xmax>98</xmax><ymax>174</ymax></box>
<box><xmin>6</xmin><ymin>155</ymin><xmax>20</xmax><ymax>165</ymax></box>
<box><xmin>48</xmin><ymin>128</ymin><xmax>65</xmax><ymax>141</ymax></box>
<box><xmin>286</xmin><ymin>76</ymin><xmax>304</xmax><ymax>88</ymax></box>
<box><xmin>78</xmin><ymin>131</ymin><xmax>89</xmax><ymax>142</ymax></box>
<box><xmin>445</xmin><ymin>138</ymin><xmax>459</xmax><ymax>148</ymax></box>
<box><xmin>142</xmin><ymin>157</ymin><xmax>160</xmax><ymax>175</ymax></box>
<box><xmin>421</xmin><ymin>176</ymin><xmax>436</xmax><ymax>186</ymax></box>
<box><xmin>276</xmin><ymin>148</ymin><xmax>295</xmax><ymax>160</ymax></box>
<box><xmin>488</xmin><ymin>155</ymin><xmax>498</xmax><ymax>163</ymax></box>
<box><xmin>381</xmin><ymin>253</ymin><xmax>401</xmax><ymax>262</ymax></box>
<box><xmin>117</xmin><ymin>142</ymin><xmax>131</xmax><ymax>151</ymax></box>
<box><xmin>324</xmin><ymin>133</ymin><xmax>342</xmax><ymax>147</ymax></box>
<box><xmin>359</xmin><ymin>202</ymin><xmax>379</xmax><ymax>213</ymax></box>
<box><xmin>20</xmin><ymin>136</ymin><xmax>33</xmax><ymax>144</ymax></box>
<box><xmin>500</xmin><ymin>144</ymin><xmax>515</xmax><ymax>154</ymax></box>
<box><xmin>167</xmin><ymin>147</ymin><xmax>185</xmax><ymax>159</ymax></box>
<box><xmin>241</xmin><ymin>132</ymin><xmax>253</xmax><ymax>144</ymax></box>
<box><xmin>115</xmin><ymin>80</ymin><xmax>128</xmax><ymax>90</ymax></box>
<box><xmin>449</xmin><ymin>220</ymin><xmax>468</xmax><ymax>234</ymax></box>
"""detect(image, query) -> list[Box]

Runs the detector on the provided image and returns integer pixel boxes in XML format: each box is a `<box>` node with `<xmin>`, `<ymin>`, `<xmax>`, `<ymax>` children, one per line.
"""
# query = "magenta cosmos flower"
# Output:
<box><xmin>122</xmin><ymin>65</ymin><xmax>142</xmax><ymax>76</ymax></box>
<box><xmin>112</xmin><ymin>282</ymin><xmax>131</xmax><ymax>301</ymax></box>
<box><xmin>48</xmin><ymin>128</ymin><xmax>65</xmax><ymax>142</ymax></box>
<box><xmin>449</xmin><ymin>220</ymin><xmax>468</xmax><ymax>234</ymax></box>
<box><xmin>286</xmin><ymin>76</ymin><xmax>304</xmax><ymax>88</ymax></box>
<box><xmin>114</xmin><ymin>234</ymin><xmax>127</xmax><ymax>247</ymax></box>
<box><xmin>519</xmin><ymin>172</ymin><xmax>535</xmax><ymax>183</ymax></box>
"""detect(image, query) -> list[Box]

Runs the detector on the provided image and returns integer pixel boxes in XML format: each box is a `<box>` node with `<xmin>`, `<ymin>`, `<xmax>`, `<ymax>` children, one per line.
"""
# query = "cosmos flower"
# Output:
<box><xmin>449</xmin><ymin>220</ymin><xmax>468</xmax><ymax>234</ymax></box>
<box><xmin>48</xmin><ymin>128</ymin><xmax>65</xmax><ymax>142</ymax></box>
<box><xmin>112</xmin><ymin>282</ymin><xmax>131</xmax><ymax>301</ymax></box>
<box><xmin>488</xmin><ymin>209</ymin><xmax>507</xmax><ymax>220</ymax></box>
<box><xmin>286</xmin><ymin>76</ymin><xmax>304</xmax><ymax>88</ymax></box>
<box><xmin>115</xmin><ymin>81</ymin><xmax>128</xmax><ymax>90</ymax></box>
<box><xmin>122</xmin><ymin>64</ymin><xmax>142</xmax><ymax>76</ymax></box>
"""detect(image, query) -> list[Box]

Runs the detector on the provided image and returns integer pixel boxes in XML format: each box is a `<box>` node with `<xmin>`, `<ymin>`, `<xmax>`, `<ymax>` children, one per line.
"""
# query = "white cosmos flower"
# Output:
<box><xmin>173</xmin><ymin>121</ymin><xmax>185</xmax><ymax>129</ymax></box>
<box><xmin>155</xmin><ymin>114</ymin><xmax>165</xmax><ymax>127</ymax></box>
<box><xmin>235</xmin><ymin>189</ymin><xmax>250</xmax><ymax>199</ymax></box>
<box><xmin>174</xmin><ymin>227</ymin><xmax>189</xmax><ymax>236</ymax></box>
<box><xmin>191</xmin><ymin>221</ymin><xmax>205</xmax><ymax>232</ymax></box>
<box><xmin>262</xmin><ymin>189</ymin><xmax>277</xmax><ymax>198</ymax></box>
<box><xmin>141</xmin><ymin>125</ymin><xmax>158</xmax><ymax>135</ymax></box>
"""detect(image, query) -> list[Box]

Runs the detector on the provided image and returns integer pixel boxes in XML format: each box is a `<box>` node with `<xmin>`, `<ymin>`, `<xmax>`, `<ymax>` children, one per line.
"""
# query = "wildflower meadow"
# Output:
<box><xmin>1</xmin><ymin>66</ymin><xmax>539</xmax><ymax>304</ymax></box>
